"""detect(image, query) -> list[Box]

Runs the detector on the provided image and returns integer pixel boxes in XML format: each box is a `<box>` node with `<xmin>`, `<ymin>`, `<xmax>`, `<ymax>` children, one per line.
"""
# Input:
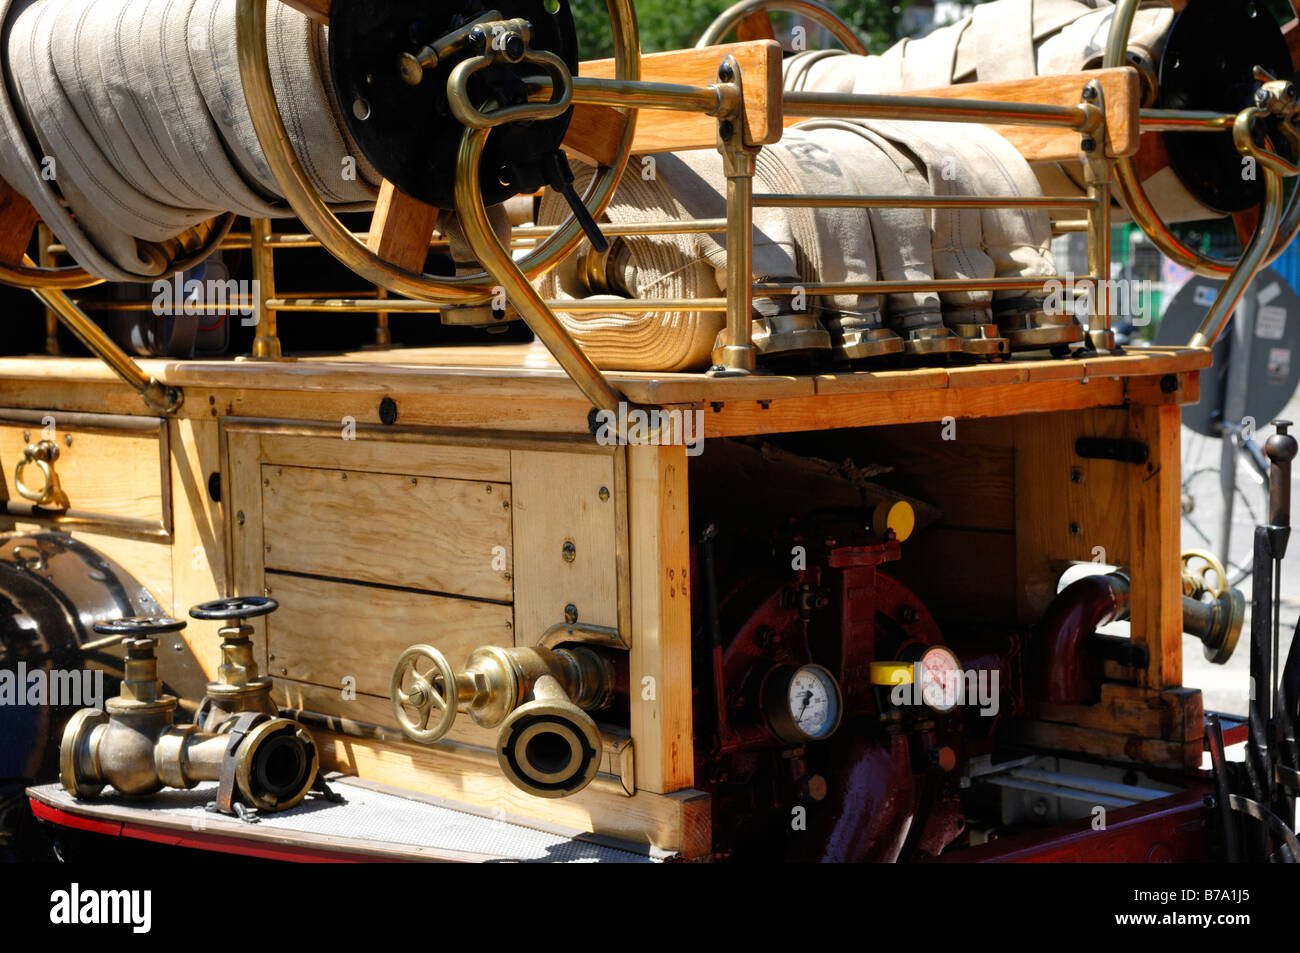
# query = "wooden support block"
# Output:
<box><xmin>366</xmin><ymin>180</ymin><xmax>440</xmax><ymax>273</ymax></box>
<box><xmin>568</xmin><ymin>40</ymin><xmax>784</xmax><ymax>159</ymax></box>
<box><xmin>735</xmin><ymin>11</ymin><xmax>778</xmax><ymax>42</ymax></box>
<box><xmin>1013</xmin><ymin>684</ymin><xmax>1204</xmax><ymax>770</ymax></box>
<box><xmin>628</xmin><ymin>442</ymin><xmax>694</xmax><ymax>794</ymax></box>
<box><xmin>0</xmin><ymin>177</ymin><xmax>39</xmax><ymax>265</ymax></box>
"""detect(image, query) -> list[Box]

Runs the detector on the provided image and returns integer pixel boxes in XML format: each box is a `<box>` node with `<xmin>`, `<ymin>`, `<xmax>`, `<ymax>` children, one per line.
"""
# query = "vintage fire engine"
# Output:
<box><xmin>1</xmin><ymin>0</ymin><xmax>1298</xmax><ymax>862</ymax></box>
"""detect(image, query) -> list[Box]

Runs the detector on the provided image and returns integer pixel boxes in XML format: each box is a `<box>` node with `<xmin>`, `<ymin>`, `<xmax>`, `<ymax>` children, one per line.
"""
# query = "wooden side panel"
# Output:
<box><xmin>510</xmin><ymin>449</ymin><xmax>619</xmax><ymax>644</ymax></box>
<box><xmin>628</xmin><ymin>443</ymin><xmax>694</xmax><ymax>794</ymax></box>
<box><xmin>260</xmin><ymin>465</ymin><xmax>513</xmax><ymax>601</ymax></box>
<box><xmin>1013</xmin><ymin>409</ymin><xmax>1132</xmax><ymax>623</ymax></box>
<box><xmin>266</xmin><ymin>573</ymin><xmax>511</xmax><ymax>749</ymax></box>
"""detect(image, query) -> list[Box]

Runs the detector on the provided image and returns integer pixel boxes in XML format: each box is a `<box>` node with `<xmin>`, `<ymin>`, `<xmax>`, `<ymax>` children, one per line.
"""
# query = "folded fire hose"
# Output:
<box><xmin>538</xmin><ymin>117</ymin><xmax>1066</xmax><ymax>371</ymax></box>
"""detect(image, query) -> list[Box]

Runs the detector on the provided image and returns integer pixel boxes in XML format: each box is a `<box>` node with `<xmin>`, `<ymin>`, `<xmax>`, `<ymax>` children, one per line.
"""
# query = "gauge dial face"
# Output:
<box><xmin>917</xmin><ymin>646</ymin><xmax>963</xmax><ymax>713</ymax></box>
<box><xmin>766</xmin><ymin>664</ymin><xmax>842</xmax><ymax>743</ymax></box>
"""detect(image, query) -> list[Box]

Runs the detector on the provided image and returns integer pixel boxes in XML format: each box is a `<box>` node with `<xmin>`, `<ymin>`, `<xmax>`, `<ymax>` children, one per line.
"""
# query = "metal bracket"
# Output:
<box><xmin>1074</xmin><ymin>436</ymin><xmax>1150</xmax><ymax>464</ymax></box>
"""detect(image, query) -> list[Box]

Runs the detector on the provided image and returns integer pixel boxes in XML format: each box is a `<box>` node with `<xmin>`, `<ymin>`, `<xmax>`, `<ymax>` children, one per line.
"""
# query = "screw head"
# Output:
<box><xmin>564</xmin><ymin>604</ymin><xmax>578</xmax><ymax>624</ymax></box>
<box><xmin>718</xmin><ymin>63</ymin><xmax>734</xmax><ymax>83</ymax></box>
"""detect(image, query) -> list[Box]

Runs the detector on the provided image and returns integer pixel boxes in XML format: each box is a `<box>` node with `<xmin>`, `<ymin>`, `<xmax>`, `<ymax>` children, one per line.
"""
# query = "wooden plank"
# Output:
<box><xmin>510</xmin><ymin>448</ymin><xmax>621</xmax><ymax>644</ymax></box>
<box><xmin>255</xmin><ymin>431</ymin><xmax>510</xmax><ymax>482</ymax></box>
<box><xmin>223</xmin><ymin>428</ymin><xmax>270</xmax><ymax>663</ymax></box>
<box><xmin>784</xmin><ymin>67</ymin><xmax>1141</xmax><ymax>163</ymax></box>
<box><xmin>628</xmin><ymin>443</ymin><xmax>694</xmax><ymax>794</ymax></box>
<box><xmin>0</xmin><ymin>177</ymin><xmax>39</xmax><ymax>265</ymax></box>
<box><xmin>167</xmin><ymin>417</ymin><xmax>228</xmax><ymax>698</ymax></box>
<box><xmin>265</xmin><ymin>573</ymin><xmax>511</xmax><ymax>749</ymax></box>
<box><xmin>570</xmin><ymin>41</ymin><xmax>783</xmax><ymax>157</ymax></box>
<box><xmin>735</xmin><ymin>10</ymin><xmax>777</xmax><ymax>42</ymax></box>
<box><xmin>366</xmin><ymin>181</ymin><xmax>440</xmax><ymax>273</ymax></box>
<box><xmin>313</xmin><ymin>727</ymin><xmax>711</xmax><ymax>855</ymax></box>
<box><xmin>261</xmin><ymin>464</ymin><xmax>513</xmax><ymax>601</ymax></box>
<box><xmin>1126</xmin><ymin>402</ymin><xmax>1183</xmax><ymax>690</ymax></box>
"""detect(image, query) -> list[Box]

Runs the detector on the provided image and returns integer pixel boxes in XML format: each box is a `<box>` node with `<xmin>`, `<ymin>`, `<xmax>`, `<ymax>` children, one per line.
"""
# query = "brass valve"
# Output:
<box><xmin>190</xmin><ymin>596</ymin><xmax>279</xmax><ymax>730</ymax></box>
<box><xmin>391</xmin><ymin>642</ymin><xmax>614</xmax><ymax>797</ymax></box>
<box><xmin>60</xmin><ymin>616</ymin><xmax>318</xmax><ymax>812</ymax></box>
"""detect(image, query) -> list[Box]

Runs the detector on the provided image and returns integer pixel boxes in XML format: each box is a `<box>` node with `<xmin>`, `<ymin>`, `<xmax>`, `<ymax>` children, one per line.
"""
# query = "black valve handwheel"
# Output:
<box><xmin>91</xmin><ymin>616</ymin><xmax>187</xmax><ymax>636</ymax></box>
<box><xmin>189</xmin><ymin>596</ymin><xmax>279</xmax><ymax>620</ymax></box>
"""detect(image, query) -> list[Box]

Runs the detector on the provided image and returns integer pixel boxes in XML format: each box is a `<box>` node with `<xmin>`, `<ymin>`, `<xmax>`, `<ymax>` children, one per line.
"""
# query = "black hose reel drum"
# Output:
<box><xmin>329</xmin><ymin>0</ymin><xmax>582</xmax><ymax>210</ymax></box>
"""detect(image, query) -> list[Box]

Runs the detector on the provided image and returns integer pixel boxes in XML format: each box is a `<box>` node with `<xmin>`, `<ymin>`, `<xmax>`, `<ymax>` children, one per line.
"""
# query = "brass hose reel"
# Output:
<box><xmin>60</xmin><ymin>616</ymin><xmax>318</xmax><ymax>813</ymax></box>
<box><xmin>391</xmin><ymin>642</ymin><xmax>614</xmax><ymax>798</ymax></box>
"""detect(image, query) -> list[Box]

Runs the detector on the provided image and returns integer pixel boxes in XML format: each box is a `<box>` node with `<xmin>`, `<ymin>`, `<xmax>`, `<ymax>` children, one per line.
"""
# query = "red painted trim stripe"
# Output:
<box><xmin>28</xmin><ymin>797</ymin><xmax>395</xmax><ymax>863</ymax></box>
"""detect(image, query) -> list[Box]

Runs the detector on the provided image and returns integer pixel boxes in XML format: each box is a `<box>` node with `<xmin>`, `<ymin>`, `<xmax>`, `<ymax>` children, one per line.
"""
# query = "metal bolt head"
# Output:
<box><xmin>1080</xmin><ymin>137</ymin><xmax>1096</xmax><ymax>152</ymax></box>
<box><xmin>562</xmin><ymin>540</ymin><xmax>576</xmax><ymax>563</ymax></box>
<box><xmin>564</xmin><ymin>604</ymin><xmax>578</xmax><ymax>624</ymax></box>
<box><xmin>718</xmin><ymin>63</ymin><xmax>734</xmax><ymax>83</ymax></box>
<box><xmin>718</xmin><ymin>120</ymin><xmax>735</xmax><ymax>141</ymax></box>
<box><xmin>598</xmin><ymin>486</ymin><xmax>610</xmax><ymax>502</ymax></box>
<box><xmin>1082</xmin><ymin>85</ymin><xmax>1098</xmax><ymax>101</ymax></box>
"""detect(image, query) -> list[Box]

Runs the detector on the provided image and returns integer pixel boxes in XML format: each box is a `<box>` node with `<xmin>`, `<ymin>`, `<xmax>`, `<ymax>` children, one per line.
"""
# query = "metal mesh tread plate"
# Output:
<box><xmin>28</xmin><ymin>775</ymin><xmax>665</xmax><ymax>863</ymax></box>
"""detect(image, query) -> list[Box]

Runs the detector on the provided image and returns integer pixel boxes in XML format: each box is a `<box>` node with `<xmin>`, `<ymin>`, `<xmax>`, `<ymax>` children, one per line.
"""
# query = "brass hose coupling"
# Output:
<box><xmin>60</xmin><ymin>617</ymin><xmax>318</xmax><ymax>813</ymax></box>
<box><xmin>391</xmin><ymin>643</ymin><xmax>614</xmax><ymax>797</ymax></box>
<box><xmin>190</xmin><ymin>596</ymin><xmax>280</xmax><ymax>730</ymax></box>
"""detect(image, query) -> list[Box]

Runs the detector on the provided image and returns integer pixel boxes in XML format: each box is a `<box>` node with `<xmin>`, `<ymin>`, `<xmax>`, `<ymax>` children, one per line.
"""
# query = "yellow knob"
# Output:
<box><xmin>872</xmin><ymin>500</ymin><xmax>915</xmax><ymax>543</ymax></box>
<box><xmin>870</xmin><ymin>662</ymin><xmax>914</xmax><ymax>686</ymax></box>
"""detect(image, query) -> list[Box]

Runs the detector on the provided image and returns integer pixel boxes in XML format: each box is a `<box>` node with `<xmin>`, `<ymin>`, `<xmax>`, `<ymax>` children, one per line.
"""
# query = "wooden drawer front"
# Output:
<box><xmin>0</xmin><ymin>411</ymin><xmax>169</xmax><ymax>536</ymax></box>
<box><xmin>261</xmin><ymin>464</ymin><xmax>513</xmax><ymax>601</ymax></box>
<box><xmin>266</xmin><ymin>573</ymin><xmax>511</xmax><ymax>748</ymax></box>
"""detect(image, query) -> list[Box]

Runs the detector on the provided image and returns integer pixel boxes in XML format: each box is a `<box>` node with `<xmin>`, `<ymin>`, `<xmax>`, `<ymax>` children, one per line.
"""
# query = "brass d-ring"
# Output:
<box><xmin>14</xmin><ymin>456</ymin><xmax>54</xmax><ymax>504</ymax></box>
<box><xmin>448</xmin><ymin>48</ymin><xmax>574</xmax><ymax>129</ymax></box>
<box><xmin>235</xmin><ymin>0</ymin><xmax>640</xmax><ymax>302</ymax></box>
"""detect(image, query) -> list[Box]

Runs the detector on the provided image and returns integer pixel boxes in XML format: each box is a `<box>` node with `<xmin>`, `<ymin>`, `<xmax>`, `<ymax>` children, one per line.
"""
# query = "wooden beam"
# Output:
<box><xmin>366</xmin><ymin>180</ymin><xmax>440</xmax><ymax>273</ymax></box>
<box><xmin>782</xmin><ymin>67</ymin><xmax>1141</xmax><ymax>164</ymax></box>
<box><xmin>567</xmin><ymin>40</ymin><xmax>784</xmax><ymax>159</ymax></box>
<box><xmin>628</xmin><ymin>442</ymin><xmax>695</xmax><ymax>794</ymax></box>
<box><xmin>736</xmin><ymin>11</ymin><xmax>778</xmax><ymax>42</ymax></box>
<box><xmin>1126</xmin><ymin>402</ymin><xmax>1183</xmax><ymax>690</ymax></box>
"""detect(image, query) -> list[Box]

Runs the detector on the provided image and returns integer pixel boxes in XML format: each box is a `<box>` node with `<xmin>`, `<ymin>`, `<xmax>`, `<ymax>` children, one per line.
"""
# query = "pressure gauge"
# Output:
<box><xmin>916</xmin><ymin>645</ymin><xmax>963</xmax><ymax>713</ymax></box>
<box><xmin>762</xmin><ymin>664</ymin><xmax>843</xmax><ymax>744</ymax></box>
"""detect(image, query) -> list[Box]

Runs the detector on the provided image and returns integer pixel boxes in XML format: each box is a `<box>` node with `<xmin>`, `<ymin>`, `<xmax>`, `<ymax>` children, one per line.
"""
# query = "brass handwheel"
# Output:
<box><xmin>391</xmin><ymin>644</ymin><xmax>459</xmax><ymax>744</ymax></box>
<box><xmin>1181</xmin><ymin>548</ymin><xmax>1229</xmax><ymax>600</ymax></box>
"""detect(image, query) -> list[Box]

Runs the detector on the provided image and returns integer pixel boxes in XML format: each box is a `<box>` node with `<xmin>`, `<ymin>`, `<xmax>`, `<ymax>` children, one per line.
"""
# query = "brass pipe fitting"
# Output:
<box><xmin>60</xmin><ymin>619</ymin><xmax>318</xmax><ymax>812</ymax></box>
<box><xmin>190</xmin><ymin>597</ymin><xmax>280</xmax><ymax>730</ymax></box>
<box><xmin>391</xmin><ymin>642</ymin><xmax>615</xmax><ymax>797</ymax></box>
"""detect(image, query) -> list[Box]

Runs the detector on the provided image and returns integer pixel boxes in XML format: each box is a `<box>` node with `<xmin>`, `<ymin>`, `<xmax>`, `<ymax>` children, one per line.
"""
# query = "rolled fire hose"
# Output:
<box><xmin>0</xmin><ymin>0</ymin><xmax>381</xmax><ymax>281</ymax></box>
